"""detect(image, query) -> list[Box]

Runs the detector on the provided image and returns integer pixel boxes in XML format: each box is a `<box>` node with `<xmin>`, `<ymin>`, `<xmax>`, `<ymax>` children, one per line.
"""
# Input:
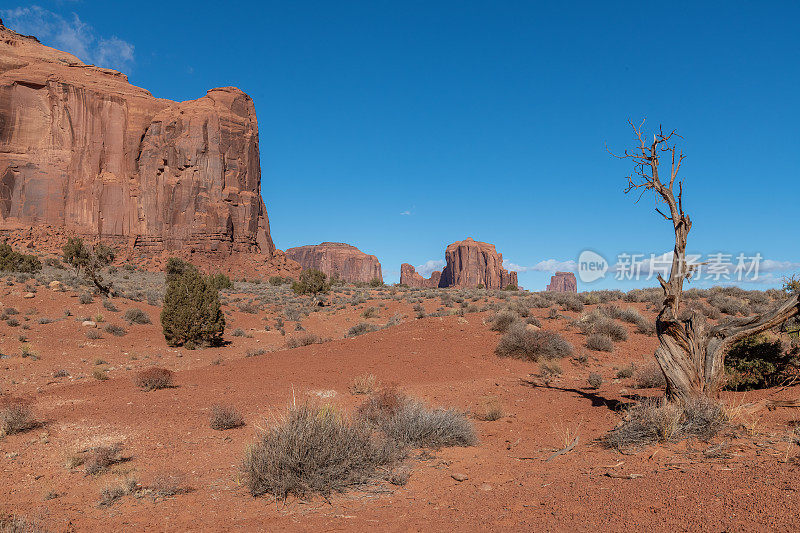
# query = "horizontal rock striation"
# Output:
<box><xmin>285</xmin><ymin>242</ymin><xmax>382</xmax><ymax>284</ymax></box>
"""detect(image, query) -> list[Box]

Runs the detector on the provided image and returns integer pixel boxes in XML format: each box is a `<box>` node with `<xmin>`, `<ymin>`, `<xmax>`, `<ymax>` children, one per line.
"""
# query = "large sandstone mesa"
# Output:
<box><xmin>440</xmin><ymin>238</ymin><xmax>517</xmax><ymax>289</ymax></box>
<box><xmin>0</xmin><ymin>22</ymin><xmax>276</xmax><ymax>259</ymax></box>
<box><xmin>285</xmin><ymin>242</ymin><xmax>382</xmax><ymax>284</ymax></box>
<box><xmin>402</xmin><ymin>238</ymin><xmax>517</xmax><ymax>289</ymax></box>
<box><xmin>400</xmin><ymin>263</ymin><xmax>441</xmax><ymax>288</ymax></box>
<box><xmin>546</xmin><ymin>271</ymin><xmax>577</xmax><ymax>293</ymax></box>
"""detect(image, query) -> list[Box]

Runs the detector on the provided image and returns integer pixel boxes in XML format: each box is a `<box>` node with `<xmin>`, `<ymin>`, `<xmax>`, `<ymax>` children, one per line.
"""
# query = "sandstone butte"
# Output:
<box><xmin>546</xmin><ymin>271</ymin><xmax>578</xmax><ymax>293</ymax></box>
<box><xmin>285</xmin><ymin>242</ymin><xmax>383</xmax><ymax>284</ymax></box>
<box><xmin>0</xmin><ymin>21</ymin><xmax>297</xmax><ymax>276</ymax></box>
<box><xmin>401</xmin><ymin>238</ymin><xmax>518</xmax><ymax>289</ymax></box>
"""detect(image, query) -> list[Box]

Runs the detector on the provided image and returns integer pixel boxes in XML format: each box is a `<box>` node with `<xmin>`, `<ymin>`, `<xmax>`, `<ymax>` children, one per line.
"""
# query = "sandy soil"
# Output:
<box><xmin>1</xmin><ymin>280</ymin><xmax>798</xmax><ymax>532</ymax></box>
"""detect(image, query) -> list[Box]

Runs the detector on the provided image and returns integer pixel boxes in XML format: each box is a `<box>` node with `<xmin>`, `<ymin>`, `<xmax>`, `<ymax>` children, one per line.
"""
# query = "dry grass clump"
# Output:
<box><xmin>0</xmin><ymin>515</ymin><xmax>46</xmax><ymax>532</ymax></box>
<box><xmin>616</xmin><ymin>363</ymin><xmax>635</xmax><ymax>379</ymax></box>
<box><xmin>585</xmin><ymin>333</ymin><xmax>614</xmax><ymax>352</ymax></box>
<box><xmin>475</xmin><ymin>398</ymin><xmax>504</xmax><ymax>421</ymax></box>
<box><xmin>587</xmin><ymin>372</ymin><xmax>603</xmax><ymax>389</ymax></box>
<box><xmin>488</xmin><ymin>310</ymin><xmax>519</xmax><ymax>332</ymax></box>
<box><xmin>209</xmin><ymin>405</ymin><xmax>245</xmax><ymax>430</ymax></box>
<box><xmin>605</xmin><ymin>397</ymin><xmax>725</xmax><ymax>451</ymax></box>
<box><xmin>241</xmin><ymin>404</ymin><xmax>399</xmax><ymax>498</ymax></box>
<box><xmin>576</xmin><ymin>310</ymin><xmax>628</xmax><ymax>341</ymax></box>
<box><xmin>98</xmin><ymin>477</ymin><xmax>138</xmax><ymax>506</ymax></box>
<box><xmin>349</xmin><ymin>374</ymin><xmax>377</xmax><ymax>395</ymax></box>
<box><xmin>104</xmin><ymin>324</ymin><xmax>127</xmax><ymax>337</ymax></box>
<box><xmin>286</xmin><ymin>333</ymin><xmax>321</xmax><ymax>349</ymax></box>
<box><xmin>123</xmin><ymin>308</ymin><xmax>151</xmax><ymax>325</ymax></box>
<box><xmin>346</xmin><ymin>322</ymin><xmax>379</xmax><ymax>338</ymax></box>
<box><xmin>134</xmin><ymin>367</ymin><xmax>174</xmax><ymax>391</ymax></box>
<box><xmin>84</xmin><ymin>444</ymin><xmax>125</xmax><ymax>475</ymax></box>
<box><xmin>358</xmin><ymin>389</ymin><xmax>477</xmax><ymax>448</ymax></box>
<box><xmin>635</xmin><ymin>362</ymin><xmax>667</xmax><ymax>389</ymax></box>
<box><xmin>495</xmin><ymin>322</ymin><xmax>573</xmax><ymax>361</ymax></box>
<box><xmin>0</xmin><ymin>402</ymin><xmax>37</xmax><ymax>438</ymax></box>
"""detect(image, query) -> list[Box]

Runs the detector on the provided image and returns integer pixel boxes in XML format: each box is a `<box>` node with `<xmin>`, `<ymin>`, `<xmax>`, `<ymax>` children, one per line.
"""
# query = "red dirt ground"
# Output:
<box><xmin>1</xmin><ymin>283</ymin><xmax>799</xmax><ymax>532</ymax></box>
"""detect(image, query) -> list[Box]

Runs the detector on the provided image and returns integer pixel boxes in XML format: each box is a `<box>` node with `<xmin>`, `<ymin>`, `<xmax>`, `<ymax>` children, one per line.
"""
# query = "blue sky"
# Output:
<box><xmin>3</xmin><ymin>1</ymin><xmax>798</xmax><ymax>289</ymax></box>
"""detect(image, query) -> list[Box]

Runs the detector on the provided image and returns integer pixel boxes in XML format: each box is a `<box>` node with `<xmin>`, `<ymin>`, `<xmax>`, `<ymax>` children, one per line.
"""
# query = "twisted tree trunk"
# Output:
<box><xmin>615</xmin><ymin>122</ymin><xmax>800</xmax><ymax>403</ymax></box>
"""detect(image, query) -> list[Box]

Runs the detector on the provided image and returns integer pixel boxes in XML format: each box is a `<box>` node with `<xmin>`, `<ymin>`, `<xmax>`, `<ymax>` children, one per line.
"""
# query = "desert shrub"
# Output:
<box><xmin>587</xmin><ymin>373</ymin><xmax>603</xmax><ymax>389</ymax></box>
<box><xmin>98</xmin><ymin>477</ymin><xmax>138</xmax><ymax>506</ymax></box>
<box><xmin>62</xmin><ymin>237</ymin><xmax>115</xmax><ymax>294</ymax></box>
<box><xmin>605</xmin><ymin>397</ymin><xmax>725</xmax><ymax>450</ymax></box>
<box><xmin>38</xmin><ymin>317</ymin><xmax>54</xmax><ymax>324</ymax></box>
<box><xmin>586</xmin><ymin>333</ymin><xmax>614</xmax><ymax>352</ymax></box>
<box><xmin>349</xmin><ymin>374</ymin><xmax>377</xmax><ymax>395</ymax></box>
<box><xmin>246</xmin><ymin>348</ymin><xmax>268</xmax><ymax>358</ymax></box>
<box><xmin>241</xmin><ymin>404</ymin><xmax>398</xmax><ymax>498</ymax></box>
<box><xmin>385</xmin><ymin>314</ymin><xmax>403</xmax><ymax>327</ymax></box>
<box><xmin>0</xmin><ymin>242</ymin><xmax>42</xmax><ymax>273</ymax></box>
<box><xmin>104</xmin><ymin>324</ymin><xmax>127</xmax><ymax>337</ymax></box>
<box><xmin>635</xmin><ymin>318</ymin><xmax>656</xmax><ymax>336</ymax></box>
<box><xmin>161</xmin><ymin>260</ymin><xmax>225</xmax><ymax>347</ymax></box>
<box><xmin>361</xmin><ymin>306</ymin><xmax>379</xmax><ymax>319</ymax></box>
<box><xmin>709</xmin><ymin>295</ymin><xmax>749</xmax><ymax>316</ymax></box>
<box><xmin>286</xmin><ymin>333</ymin><xmax>321</xmax><ymax>348</ymax></box>
<box><xmin>635</xmin><ymin>362</ymin><xmax>667</xmax><ymax>389</ymax></box>
<box><xmin>123</xmin><ymin>308</ymin><xmax>151</xmax><ymax>325</ymax></box>
<box><xmin>79</xmin><ymin>292</ymin><xmax>93</xmax><ymax>305</ymax></box>
<box><xmin>576</xmin><ymin>311</ymin><xmax>628</xmax><ymax>341</ymax></box>
<box><xmin>359</xmin><ymin>392</ymin><xmax>477</xmax><ymax>448</ymax></box>
<box><xmin>85</xmin><ymin>329</ymin><xmax>102</xmax><ymax>340</ymax></box>
<box><xmin>475</xmin><ymin>399</ymin><xmax>504</xmax><ymax>421</ymax></box>
<box><xmin>53</xmin><ymin>369</ymin><xmax>69</xmax><ymax>378</ymax></box>
<box><xmin>724</xmin><ymin>334</ymin><xmax>797</xmax><ymax>391</ymax></box>
<box><xmin>369</xmin><ymin>278</ymin><xmax>383</xmax><ymax>287</ymax></box>
<box><xmin>525</xmin><ymin>316</ymin><xmax>542</xmax><ymax>327</ymax></box>
<box><xmin>488</xmin><ymin>310</ymin><xmax>519</xmax><ymax>332</ymax></box>
<box><xmin>102</xmin><ymin>299</ymin><xmax>119</xmax><ymax>312</ymax></box>
<box><xmin>84</xmin><ymin>444</ymin><xmax>124</xmax><ymax>475</ymax></box>
<box><xmin>210</xmin><ymin>405</ymin><xmax>245</xmax><ymax>430</ymax></box>
<box><xmin>0</xmin><ymin>515</ymin><xmax>46</xmax><ymax>532</ymax></box>
<box><xmin>231</xmin><ymin>328</ymin><xmax>246</xmax><ymax>337</ymax></box>
<box><xmin>0</xmin><ymin>402</ymin><xmax>36</xmax><ymax>438</ymax></box>
<box><xmin>495</xmin><ymin>323</ymin><xmax>573</xmax><ymax>360</ymax></box>
<box><xmin>561</xmin><ymin>296</ymin><xmax>584</xmax><ymax>312</ymax></box>
<box><xmin>292</xmin><ymin>269</ymin><xmax>330</xmax><ymax>296</ymax></box>
<box><xmin>134</xmin><ymin>368</ymin><xmax>174</xmax><ymax>391</ymax></box>
<box><xmin>616</xmin><ymin>363</ymin><xmax>636</xmax><ymax>379</ymax></box>
<box><xmin>6</xmin><ymin>318</ymin><xmax>18</xmax><ymax>327</ymax></box>
<box><xmin>269</xmin><ymin>276</ymin><xmax>284</xmax><ymax>286</ymax></box>
<box><xmin>92</xmin><ymin>369</ymin><xmax>108</xmax><ymax>380</ymax></box>
<box><xmin>208</xmin><ymin>273</ymin><xmax>233</xmax><ymax>291</ymax></box>
<box><xmin>346</xmin><ymin>322</ymin><xmax>379</xmax><ymax>338</ymax></box>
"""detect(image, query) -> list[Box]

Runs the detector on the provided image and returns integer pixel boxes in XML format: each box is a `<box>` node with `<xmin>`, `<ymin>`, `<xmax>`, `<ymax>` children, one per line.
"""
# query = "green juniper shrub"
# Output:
<box><xmin>161</xmin><ymin>259</ymin><xmax>225</xmax><ymax>347</ymax></box>
<box><xmin>724</xmin><ymin>334</ymin><xmax>798</xmax><ymax>391</ymax></box>
<box><xmin>292</xmin><ymin>269</ymin><xmax>331</xmax><ymax>297</ymax></box>
<box><xmin>0</xmin><ymin>242</ymin><xmax>41</xmax><ymax>273</ymax></box>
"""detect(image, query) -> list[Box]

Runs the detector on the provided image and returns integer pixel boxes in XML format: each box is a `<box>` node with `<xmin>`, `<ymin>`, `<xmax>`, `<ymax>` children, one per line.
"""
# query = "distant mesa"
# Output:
<box><xmin>401</xmin><ymin>238</ymin><xmax>518</xmax><ymax>289</ymax></box>
<box><xmin>546</xmin><ymin>271</ymin><xmax>577</xmax><ymax>293</ymax></box>
<box><xmin>400</xmin><ymin>263</ymin><xmax>441</xmax><ymax>289</ymax></box>
<box><xmin>285</xmin><ymin>243</ymin><xmax>382</xmax><ymax>284</ymax></box>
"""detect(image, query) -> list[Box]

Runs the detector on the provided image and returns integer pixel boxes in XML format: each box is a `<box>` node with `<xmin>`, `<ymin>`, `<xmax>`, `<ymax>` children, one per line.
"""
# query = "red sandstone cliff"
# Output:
<box><xmin>285</xmin><ymin>243</ymin><xmax>382</xmax><ymax>284</ymax></box>
<box><xmin>440</xmin><ymin>238</ymin><xmax>517</xmax><ymax>289</ymax></box>
<box><xmin>400</xmin><ymin>263</ymin><xmax>441</xmax><ymax>288</ymax></box>
<box><xmin>546</xmin><ymin>271</ymin><xmax>577</xmax><ymax>293</ymax></box>
<box><xmin>0</xmin><ymin>22</ymin><xmax>275</xmax><ymax>258</ymax></box>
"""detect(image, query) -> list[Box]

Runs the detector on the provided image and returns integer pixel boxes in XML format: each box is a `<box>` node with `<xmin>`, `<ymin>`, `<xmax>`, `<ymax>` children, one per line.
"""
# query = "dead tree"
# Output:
<box><xmin>614</xmin><ymin>121</ymin><xmax>799</xmax><ymax>403</ymax></box>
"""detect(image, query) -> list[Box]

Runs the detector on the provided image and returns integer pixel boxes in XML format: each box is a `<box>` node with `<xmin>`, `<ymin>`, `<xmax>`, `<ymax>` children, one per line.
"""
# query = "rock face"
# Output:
<box><xmin>440</xmin><ymin>238</ymin><xmax>517</xmax><ymax>289</ymax></box>
<box><xmin>402</xmin><ymin>238</ymin><xmax>517</xmax><ymax>289</ymax></box>
<box><xmin>0</xmin><ymin>22</ymin><xmax>275</xmax><ymax>257</ymax></box>
<box><xmin>546</xmin><ymin>271</ymin><xmax>577</xmax><ymax>293</ymax></box>
<box><xmin>400</xmin><ymin>263</ymin><xmax>441</xmax><ymax>289</ymax></box>
<box><xmin>285</xmin><ymin>243</ymin><xmax>382</xmax><ymax>284</ymax></box>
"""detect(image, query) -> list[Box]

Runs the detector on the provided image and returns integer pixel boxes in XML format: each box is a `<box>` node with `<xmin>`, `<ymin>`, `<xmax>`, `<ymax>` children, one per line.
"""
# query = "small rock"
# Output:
<box><xmin>49</xmin><ymin>281</ymin><xmax>63</xmax><ymax>291</ymax></box>
<box><xmin>451</xmin><ymin>473</ymin><xmax>468</xmax><ymax>482</ymax></box>
<box><xmin>479</xmin><ymin>483</ymin><xmax>493</xmax><ymax>491</ymax></box>
<box><xmin>525</xmin><ymin>324</ymin><xmax>540</xmax><ymax>332</ymax></box>
<box><xmin>82</xmin><ymin>320</ymin><xmax>97</xmax><ymax>328</ymax></box>
<box><xmin>23</xmin><ymin>292</ymin><xmax>35</xmax><ymax>299</ymax></box>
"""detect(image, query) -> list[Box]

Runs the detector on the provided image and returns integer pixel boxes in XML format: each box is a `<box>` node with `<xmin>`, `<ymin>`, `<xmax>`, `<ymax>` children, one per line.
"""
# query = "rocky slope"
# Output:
<box><xmin>400</xmin><ymin>263</ymin><xmax>442</xmax><ymax>288</ymax></box>
<box><xmin>546</xmin><ymin>271</ymin><xmax>577</xmax><ymax>292</ymax></box>
<box><xmin>0</xmin><ymin>21</ymin><xmax>276</xmax><ymax>260</ymax></box>
<box><xmin>285</xmin><ymin>242</ymin><xmax>382</xmax><ymax>283</ymax></box>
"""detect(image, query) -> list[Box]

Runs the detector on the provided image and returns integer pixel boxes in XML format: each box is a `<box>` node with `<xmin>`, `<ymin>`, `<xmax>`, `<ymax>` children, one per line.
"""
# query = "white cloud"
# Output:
<box><xmin>416</xmin><ymin>259</ymin><xmax>444</xmax><ymax>277</ymax></box>
<box><xmin>400</xmin><ymin>210</ymin><xmax>411</xmax><ymax>216</ymax></box>
<box><xmin>1</xmin><ymin>6</ymin><xmax>135</xmax><ymax>72</ymax></box>
<box><xmin>503</xmin><ymin>259</ymin><xmax>577</xmax><ymax>273</ymax></box>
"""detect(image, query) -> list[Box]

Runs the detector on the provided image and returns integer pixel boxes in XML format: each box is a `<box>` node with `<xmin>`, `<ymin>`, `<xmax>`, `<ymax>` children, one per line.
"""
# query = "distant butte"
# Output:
<box><xmin>285</xmin><ymin>243</ymin><xmax>382</xmax><ymax>284</ymax></box>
